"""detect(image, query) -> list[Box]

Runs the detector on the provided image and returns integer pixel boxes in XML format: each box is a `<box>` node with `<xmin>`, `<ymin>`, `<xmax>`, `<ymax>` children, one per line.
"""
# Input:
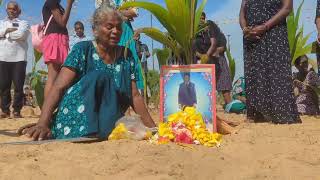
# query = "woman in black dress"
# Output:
<box><xmin>239</xmin><ymin>0</ymin><xmax>301</xmax><ymax>124</ymax></box>
<box><xmin>315</xmin><ymin>0</ymin><xmax>320</xmax><ymax>77</ymax></box>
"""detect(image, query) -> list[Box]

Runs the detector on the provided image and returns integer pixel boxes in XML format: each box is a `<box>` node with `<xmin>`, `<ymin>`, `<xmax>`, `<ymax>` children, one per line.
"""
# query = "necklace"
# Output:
<box><xmin>93</xmin><ymin>41</ymin><xmax>118</xmax><ymax>64</ymax></box>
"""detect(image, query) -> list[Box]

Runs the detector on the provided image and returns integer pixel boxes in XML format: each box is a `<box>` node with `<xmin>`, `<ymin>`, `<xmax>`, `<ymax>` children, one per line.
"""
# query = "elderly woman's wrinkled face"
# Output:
<box><xmin>95</xmin><ymin>12</ymin><xmax>122</xmax><ymax>47</ymax></box>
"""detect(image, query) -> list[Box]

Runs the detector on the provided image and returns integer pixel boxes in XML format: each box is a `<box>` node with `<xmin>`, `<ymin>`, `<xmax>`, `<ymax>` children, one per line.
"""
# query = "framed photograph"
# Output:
<box><xmin>160</xmin><ymin>64</ymin><xmax>217</xmax><ymax>132</ymax></box>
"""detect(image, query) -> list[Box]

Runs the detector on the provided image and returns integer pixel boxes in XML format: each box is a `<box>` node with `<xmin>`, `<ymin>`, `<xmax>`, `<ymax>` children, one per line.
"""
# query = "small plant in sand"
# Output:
<box><xmin>29</xmin><ymin>50</ymin><xmax>46</xmax><ymax>108</ymax></box>
<box><xmin>287</xmin><ymin>0</ymin><xmax>312</xmax><ymax>65</ymax></box>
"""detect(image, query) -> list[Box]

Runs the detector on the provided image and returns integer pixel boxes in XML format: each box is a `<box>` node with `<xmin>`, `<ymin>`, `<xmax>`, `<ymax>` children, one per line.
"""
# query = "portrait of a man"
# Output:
<box><xmin>178</xmin><ymin>73</ymin><xmax>197</xmax><ymax>109</ymax></box>
<box><xmin>160</xmin><ymin>65</ymin><xmax>216</xmax><ymax>132</ymax></box>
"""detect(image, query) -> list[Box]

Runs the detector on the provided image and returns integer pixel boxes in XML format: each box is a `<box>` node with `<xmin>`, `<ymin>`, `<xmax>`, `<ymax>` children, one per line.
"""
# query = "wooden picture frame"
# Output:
<box><xmin>160</xmin><ymin>64</ymin><xmax>217</xmax><ymax>132</ymax></box>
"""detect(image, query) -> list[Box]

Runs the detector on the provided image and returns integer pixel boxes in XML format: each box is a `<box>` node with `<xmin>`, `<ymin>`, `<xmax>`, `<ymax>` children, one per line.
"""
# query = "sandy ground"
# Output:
<box><xmin>0</xmin><ymin>107</ymin><xmax>320</xmax><ymax>180</ymax></box>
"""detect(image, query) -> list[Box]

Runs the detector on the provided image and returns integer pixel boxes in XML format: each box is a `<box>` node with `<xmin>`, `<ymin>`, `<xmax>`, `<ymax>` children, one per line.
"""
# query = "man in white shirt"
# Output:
<box><xmin>0</xmin><ymin>1</ymin><xmax>30</xmax><ymax>118</ymax></box>
<box><xmin>69</xmin><ymin>21</ymin><xmax>89</xmax><ymax>49</ymax></box>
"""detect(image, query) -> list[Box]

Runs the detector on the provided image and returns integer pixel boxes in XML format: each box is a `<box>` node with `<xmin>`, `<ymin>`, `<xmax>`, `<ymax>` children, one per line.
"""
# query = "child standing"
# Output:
<box><xmin>42</xmin><ymin>0</ymin><xmax>74</xmax><ymax>100</ymax></box>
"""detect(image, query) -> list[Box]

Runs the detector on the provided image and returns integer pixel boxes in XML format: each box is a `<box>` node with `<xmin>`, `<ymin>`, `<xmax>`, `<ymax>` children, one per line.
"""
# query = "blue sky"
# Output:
<box><xmin>0</xmin><ymin>0</ymin><xmax>318</xmax><ymax>79</ymax></box>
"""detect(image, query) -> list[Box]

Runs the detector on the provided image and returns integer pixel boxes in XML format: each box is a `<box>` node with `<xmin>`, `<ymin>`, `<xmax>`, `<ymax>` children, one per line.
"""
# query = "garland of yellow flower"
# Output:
<box><xmin>158</xmin><ymin>107</ymin><xmax>222</xmax><ymax>147</ymax></box>
<box><xmin>108</xmin><ymin>123</ymin><xmax>128</xmax><ymax>140</ymax></box>
<box><xmin>109</xmin><ymin>107</ymin><xmax>222</xmax><ymax>147</ymax></box>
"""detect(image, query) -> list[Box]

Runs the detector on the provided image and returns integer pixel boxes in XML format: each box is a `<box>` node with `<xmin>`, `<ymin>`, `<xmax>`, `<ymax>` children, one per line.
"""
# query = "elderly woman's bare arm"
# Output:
<box><xmin>38</xmin><ymin>67</ymin><xmax>77</xmax><ymax>126</ymax></box>
<box><xmin>131</xmin><ymin>81</ymin><xmax>156</xmax><ymax>128</ymax></box>
<box><xmin>18</xmin><ymin>67</ymin><xmax>77</xmax><ymax>140</ymax></box>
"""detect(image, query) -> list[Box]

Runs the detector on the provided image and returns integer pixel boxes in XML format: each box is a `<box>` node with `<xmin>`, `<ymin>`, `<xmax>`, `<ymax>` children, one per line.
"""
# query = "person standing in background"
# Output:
<box><xmin>134</xmin><ymin>32</ymin><xmax>150</xmax><ymax>96</ymax></box>
<box><xmin>240</xmin><ymin>0</ymin><xmax>301</xmax><ymax>124</ymax></box>
<box><xmin>134</xmin><ymin>32</ymin><xmax>150</xmax><ymax>73</ymax></box>
<box><xmin>315</xmin><ymin>0</ymin><xmax>320</xmax><ymax>77</ymax></box>
<box><xmin>42</xmin><ymin>0</ymin><xmax>74</xmax><ymax>100</ymax></box>
<box><xmin>0</xmin><ymin>1</ymin><xmax>30</xmax><ymax>118</ymax></box>
<box><xmin>194</xmin><ymin>12</ymin><xmax>232</xmax><ymax>106</ymax></box>
<box><xmin>293</xmin><ymin>55</ymin><xmax>320</xmax><ymax>116</ymax></box>
<box><xmin>69</xmin><ymin>21</ymin><xmax>89</xmax><ymax>49</ymax></box>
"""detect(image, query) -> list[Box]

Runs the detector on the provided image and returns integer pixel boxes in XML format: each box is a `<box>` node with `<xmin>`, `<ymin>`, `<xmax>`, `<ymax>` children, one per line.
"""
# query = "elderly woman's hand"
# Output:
<box><xmin>17</xmin><ymin>122</ymin><xmax>52</xmax><ymax>141</ymax></box>
<box><xmin>120</xmin><ymin>8</ymin><xmax>138</xmax><ymax>20</ymax></box>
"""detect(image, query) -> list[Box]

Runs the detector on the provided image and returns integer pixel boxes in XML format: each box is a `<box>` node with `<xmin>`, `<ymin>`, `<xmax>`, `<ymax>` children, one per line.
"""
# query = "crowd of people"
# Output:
<box><xmin>0</xmin><ymin>0</ymin><xmax>319</xmax><ymax>141</ymax></box>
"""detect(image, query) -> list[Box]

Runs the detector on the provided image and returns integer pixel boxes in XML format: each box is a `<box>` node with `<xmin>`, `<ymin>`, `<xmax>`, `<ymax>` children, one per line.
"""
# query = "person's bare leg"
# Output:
<box><xmin>222</xmin><ymin>90</ymin><xmax>232</xmax><ymax>104</ymax></box>
<box><xmin>44</xmin><ymin>63</ymin><xmax>61</xmax><ymax>99</ymax></box>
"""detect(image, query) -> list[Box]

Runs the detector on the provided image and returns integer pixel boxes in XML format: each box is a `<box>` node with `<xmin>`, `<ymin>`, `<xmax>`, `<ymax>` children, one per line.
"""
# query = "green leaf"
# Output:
<box><xmin>120</xmin><ymin>1</ymin><xmax>175</xmax><ymax>36</ymax></box>
<box><xmin>225</xmin><ymin>47</ymin><xmax>236</xmax><ymax>82</ymax></box>
<box><xmin>121</xmin><ymin>0</ymin><xmax>207</xmax><ymax>65</ymax></box>
<box><xmin>287</xmin><ymin>0</ymin><xmax>312</xmax><ymax>65</ymax></box>
<box><xmin>34</xmin><ymin>49</ymin><xmax>42</xmax><ymax>64</ymax></box>
<box><xmin>294</xmin><ymin>0</ymin><xmax>304</xmax><ymax>31</ymax></box>
<box><xmin>146</xmin><ymin>70</ymin><xmax>160</xmax><ymax>105</ymax></box>
<box><xmin>37</xmin><ymin>70</ymin><xmax>48</xmax><ymax>76</ymax></box>
<box><xmin>34</xmin><ymin>81</ymin><xmax>45</xmax><ymax>108</ymax></box>
<box><xmin>29</xmin><ymin>48</ymin><xmax>46</xmax><ymax>108</ymax></box>
<box><xmin>137</xmin><ymin>27</ymin><xmax>180</xmax><ymax>59</ymax></box>
<box><xmin>292</xmin><ymin>29</ymin><xmax>312</xmax><ymax>64</ymax></box>
<box><xmin>287</xmin><ymin>11</ymin><xmax>296</xmax><ymax>53</ymax></box>
<box><xmin>30</xmin><ymin>74</ymin><xmax>45</xmax><ymax>108</ymax></box>
<box><xmin>153</xmin><ymin>48</ymin><xmax>171</xmax><ymax>67</ymax></box>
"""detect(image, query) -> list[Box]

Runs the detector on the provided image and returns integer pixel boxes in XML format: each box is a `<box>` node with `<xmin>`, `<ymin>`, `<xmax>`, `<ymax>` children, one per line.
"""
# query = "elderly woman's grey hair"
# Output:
<box><xmin>92</xmin><ymin>2</ymin><xmax>122</xmax><ymax>31</ymax></box>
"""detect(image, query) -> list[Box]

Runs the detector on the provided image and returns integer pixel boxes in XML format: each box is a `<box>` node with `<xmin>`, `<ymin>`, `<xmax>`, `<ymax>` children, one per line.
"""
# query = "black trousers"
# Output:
<box><xmin>0</xmin><ymin>61</ymin><xmax>27</xmax><ymax>113</ymax></box>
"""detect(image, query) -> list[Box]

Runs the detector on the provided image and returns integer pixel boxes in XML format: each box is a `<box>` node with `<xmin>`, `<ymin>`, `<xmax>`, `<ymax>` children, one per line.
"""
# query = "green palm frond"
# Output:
<box><xmin>136</xmin><ymin>27</ymin><xmax>180</xmax><ymax>59</ymax></box>
<box><xmin>120</xmin><ymin>2</ymin><xmax>175</xmax><ymax>36</ymax></box>
<box><xmin>121</xmin><ymin>0</ymin><xmax>207</xmax><ymax>64</ymax></box>
<box><xmin>287</xmin><ymin>0</ymin><xmax>312</xmax><ymax>65</ymax></box>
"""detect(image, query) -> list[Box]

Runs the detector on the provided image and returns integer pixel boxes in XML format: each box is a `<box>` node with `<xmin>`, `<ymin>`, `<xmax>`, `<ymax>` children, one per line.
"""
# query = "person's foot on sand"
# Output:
<box><xmin>244</xmin><ymin>118</ymin><xmax>254</xmax><ymax>123</ymax></box>
<box><xmin>0</xmin><ymin>111</ymin><xmax>10</xmax><ymax>119</ymax></box>
<box><xmin>13</xmin><ymin>112</ymin><xmax>22</xmax><ymax>119</ymax></box>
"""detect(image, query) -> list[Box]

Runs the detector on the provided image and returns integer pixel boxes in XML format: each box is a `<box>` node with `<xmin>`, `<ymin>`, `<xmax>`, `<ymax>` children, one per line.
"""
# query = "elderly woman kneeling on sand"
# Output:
<box><xmin>18</xmin><ymin>6</ymin><xmax>156</xmax><ymax>141</ymax></box>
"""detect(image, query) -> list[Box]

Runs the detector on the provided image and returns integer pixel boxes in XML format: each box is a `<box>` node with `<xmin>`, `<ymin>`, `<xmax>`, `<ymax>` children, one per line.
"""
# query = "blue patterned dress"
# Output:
<box><xmin>50</xmin><ymin>41</ymin><xmax>138</xmax><ymax>139</ymax></box>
